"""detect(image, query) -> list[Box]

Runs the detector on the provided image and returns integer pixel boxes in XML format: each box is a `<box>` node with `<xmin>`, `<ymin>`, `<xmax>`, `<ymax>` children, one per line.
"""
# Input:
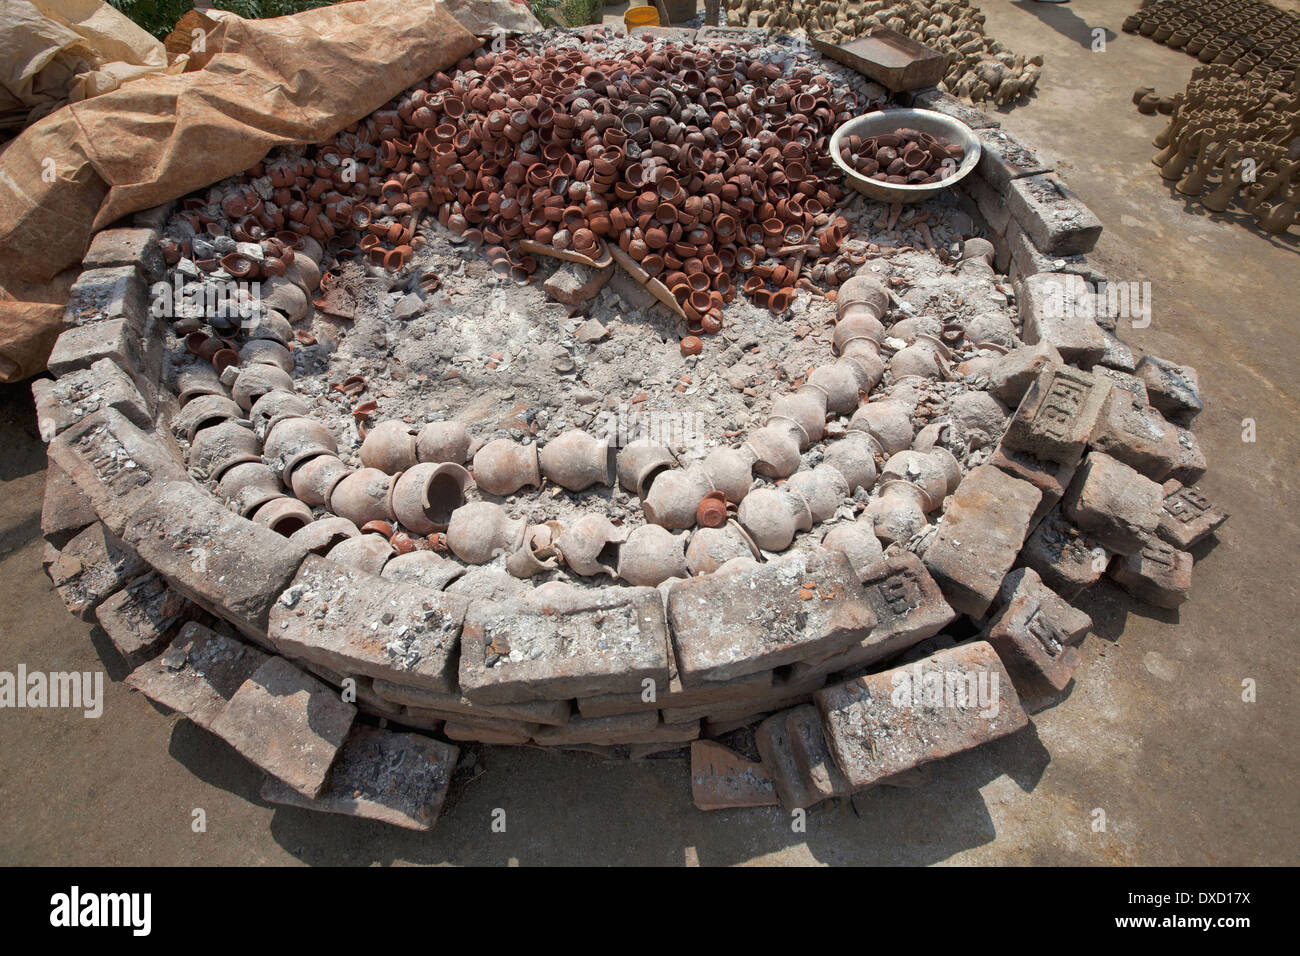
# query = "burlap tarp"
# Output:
<box><xmin>0</xmin><ymin>0</ymin><xmax>500</xmax><ymax>382</ymax></box>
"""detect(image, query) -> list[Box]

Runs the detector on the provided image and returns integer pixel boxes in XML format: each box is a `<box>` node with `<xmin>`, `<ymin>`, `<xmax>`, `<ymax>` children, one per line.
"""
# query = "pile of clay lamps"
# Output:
<box><xmin>838</xmin><ymin>126</ymin><xmax>965</xmax><ymax>185</ymax></box>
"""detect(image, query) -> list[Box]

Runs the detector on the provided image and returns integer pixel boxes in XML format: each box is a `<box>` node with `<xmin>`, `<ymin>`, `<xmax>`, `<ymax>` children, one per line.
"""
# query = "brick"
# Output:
<box><xmin>923</xmin><ymin>465</ymin><xmax>1041</xmax><ymax>618</ymax></box>
<box><xmin>260</xmin><ymin>726</ymin><xmax>458</xmax><ymax>831</ymax></box>
<box><xmin>124</xmin><ymin>481</ymin><xmax>308</xmax><ymax>641</ymax></box>
<box><xmin>986</xmin><ymin>341</ymin><xmax>1064</xmax><ymax>405</ymax></box>
<box><xmin>1108</xmin><ymin>535</ymin><xmax>1193</xmax><ymax>609</ymax></box>
<box><xmin>1097</xmin><ymin>328</ymin><xmax>1137</xmax><ymax>372</ymax></box>
<box><xmin>543</xmin><ymin>261</ymin><xmax>614</xmax><ymax>306</ymax></box>
<box><xmin>372</xmin><ymin>678</ymin><xmax>570</xmax><ymax>725</ymax></box>
<box><xmin>1003</xmin><ymin>364</ymin><xmax>1111</xmax><ymax>467</ymax></box>
<box><xmin>662</xmin><ymin>671</ymin><xmax>825</xmax><ymax>725</ymax></box>
<box><xmin>1136</xmin><ymin>356</ymin><xmax>1202</xmax><ymax>426</ymax></box>
<box><xmin>1089</xmin><ymin>388</ymin><xmax>1179</xmax><ymax>482</ymax></box>
<box><xmin>792</xmin><ymin>553</ymin><xmax>956</xmax><ymax>680</ymax></box>
<box><xmin>43</xmin><ymin>522</ymin><xmax>148</xmax><ymax>620</ymax></box>
<box><xmin>81</xmin><ymin>229</ymin><xmax>164</xmax><ymax>281</ymax></box>
<box><xmin>1005</xmin><ymin>173</ymin><xmax>1102</xmax><ymax>255</ymax></box>
<box><xmin>1005</xmin><ymin>217</ymin><xmax>1100</xmax><ymax>283</ymax></box>
<box><xmin>47</xmin><ymin>316</ymin><xmax>164</xmax><ymax>411</ymax></box>
<box><xmin>1092</xmin><ymin>366</ymin><xmax>1148</xmax><ymax>406</ymax></box>
<box><xmin>1169</xmin><ymin>426</ymin><xmax>1207</xmax><ymax>485</ymax></box>
<box><xmin>62</xmin><ymin>264</ymin><xmax>151</xmax><ymax>329</ymax></box>
<box><xmin>985</xmin><ymin>568</ymin><xmax>1090</xmax><ymax>696</ymax></box>
<box><xmin>989</xmin><ymin>443</ymin><xmax>1076</xmax><ymax>528</ymax></box>
<box><xmin>442</xmin><ymin>719</ymin><xmax>534</xmax><ymax>745</ymax></box>
<box><xmin>47</xmin><ymin>408</ymin><xmax>187</xmax><ymax>537</ymax></box>
<box><xmin>816</xmin><ymin>641</ymin><xmax>1028</xmax><ymax>791</ymax></box>
<box><xmin>41</xmin><ymin>461</ymin><xmax>97</xmax><ymax>541</ymax></box>
<box><xmin>125</xmin><ymin>622</ymin><xmax>270</xmax><ymax>729</ymax></box>
<box><xmin>1061</xmin><ymin>452</ymin><xmax>1162</xmax><ymax>555</ymax></box>
<box><xmin>964</xmin><ymin>174</ymin><xmax>1011</xmax><ymax>235</ymax></box>
<box><xmin>577</xmin><ymin>668</ymin><xmax>771</xmax><ymax>719</ymax></box>
<box><xmin>269</xmin><ymin>555</ymin><xmax>467</xmax><ymax>693</ymax></box>
<box><xmin>755</xmin><ymin>708</ymin><xmax>825</xmax><ymax>810</ymax></box>
<box><xmin>976</xmin><ymin>128</ymin><xmax>1052</xmax><ymax>192</ymax></box>
<box><xmin>909</xmin><ymin>88</ymin><xmax>1000</xmax><ymax>128</ymax></box>
<box><xmin>1019</xmin><ymin>505</ymin><xmax>1109</xmax><ymax>599</ymax></box>
<box><xmin>785</xmin><ymin>703</ymin><xmax>853</xmax><ymax>802</ymax></box>
<box><xmin>689</xmin><ymin>740</ymin><xmax>779</xmax><ymax>811</ymax></box>
<box><xmin>32</xmin><ymin>358</ymin><xmax>151</xmax><ymax>440</ymax></box>
<box><xmin>532</xmin><ymin>710</ymin><xmax>662</xmax><ymax>746</ymax></box>
<box><xmin>208</xmin><ymin>655</ymin><xmax>355</xmax><ymax>798</ymax></box>
<box><xmin>1157</xmin><ymin>480</ymin><xmax>1228</xmax><ymax>549</ymax></box>
<box><xmin>1017</xmin><ymin>274</ymin><xmax>1107</xmax><ymax>368</ymax></box>
<box><xmin>668</xmin><ymin>548</ymin><xmax>876</xmax><ymax>685</ymax></box>
<box><xmin>95</xmin><ymin>572</ymin><xmax>196</xmax><ymax>667</ymax></box>
<box><xmin>459</xmin><ymin>584</ymin><xmax>671</xmax><ymax>704</ymax></box>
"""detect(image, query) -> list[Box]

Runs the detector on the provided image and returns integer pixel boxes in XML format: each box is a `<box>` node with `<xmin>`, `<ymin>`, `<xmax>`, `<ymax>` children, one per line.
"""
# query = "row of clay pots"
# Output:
<box><xmin>359</xmin><ymin>419</ymin><xmax>474</xmax><ymax>473</ymax></box>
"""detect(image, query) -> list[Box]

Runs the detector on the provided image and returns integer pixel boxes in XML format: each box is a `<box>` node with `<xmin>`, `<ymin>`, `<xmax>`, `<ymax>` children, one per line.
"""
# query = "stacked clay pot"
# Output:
<box><xmin>838</xmin><ymin>127</ymin><xmax>965</xmax><ymax>185</ymax></box>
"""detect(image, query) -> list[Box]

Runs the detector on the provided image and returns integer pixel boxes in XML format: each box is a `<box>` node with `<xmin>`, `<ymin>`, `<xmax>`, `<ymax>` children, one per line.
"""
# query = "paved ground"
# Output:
<box><xmin>1</xmin><ymin>0</ymin><xmax>1297</xmax><ymax>865</ymax></box>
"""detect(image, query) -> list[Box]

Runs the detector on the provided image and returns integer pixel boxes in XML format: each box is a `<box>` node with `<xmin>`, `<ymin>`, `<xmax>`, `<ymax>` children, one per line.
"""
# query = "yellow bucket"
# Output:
<box><xmin>625</xmin><ymin>6</ymin><xmax>661</xmax><ymax>30</ymax></box>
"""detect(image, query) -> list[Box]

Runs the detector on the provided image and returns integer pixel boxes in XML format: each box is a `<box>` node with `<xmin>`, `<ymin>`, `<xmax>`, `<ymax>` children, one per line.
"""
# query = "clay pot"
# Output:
<box><xmin>238</xmin><ymin>338</ymin><xmax>293</xmax><ymax>373</ymax></box>
<box><xmin>742</xmin><ymin>421</ymin><xmax>804</xmax><ymax>479</ymax></box>
<box><xmin>835</xmin><ymin>274</ymin><xmax>890</xmax><ymax>320</ymax></box>
<box><xmin>887</xmin><ymin>336</ymin><xmax>948</xmax><ymax>380</ymax></box>
<box><xmin>642</xmin><ymin>465</ymin><xmax>714</xmax><ymax>530</ymax></box>
<box><xmin>175</xmin><ymin>363</ymin><xmax>225</xmax><ymax>406</ymax></box>
<box><xmin>446</xmin><ymin>501</ymin><xmax>527</xmax><ymax>564</ymax></box>
<box><xmin>505</xmin><ymin>522</ymin><xmax>564</xmax><ymax>578</ymax></box>
<box><xmin>382</xmin><ymin>550</ymin><xmax>466</xmax><ymax>591</ymax></box>
<box><xmin>472</xmin><ymin>439</ymin><xmax>541</xmax><ymax>496</ymax></box>
<box><xmin>848</xmin><ymin>400</ymin><xmax>914</xmax><ymax>456</ymax></box>
<box><xmin>360</xmin><ymin>420</ymin><xmax>419</xmax><ymax>474</ymax></box>
<box><xmin>329</xmin><ymin>468</ymin><xmax>398</xmax><ymax>526</ymax></box>
<box><xmin>173</xmin><ymin>393</ymin><xmax>243</xmax><ymax>443</ymax></box>
<box><xmin>189</xmin><ymin>420</ymin><xmax>261</xmax><ymax>481</ymax></box>
<box><xmin>252</xmin><ymin>497</ymin><xmax>314</xmax><ymax>536</ymax></box>
<box><xmin>554</xmin><ymin>514</ymin><xmax>628</xmax><ymax>578</ymax></box>
<box><xmin>684</xmin><ymin>521</ymin><xmax>761</xmax><ymax>575</ymax></box>
<box><xmin>880</xmin><ymin>448</ymin><xmax>961</xmax><ymax>511</ymax></box>
<box><xmin>737</xmin><ymin>487</ymin><xmax>812</xmax><ymax>552</ymax></box>
<box><xmin>616</xmin><ymin>440</ymin><xmax>677</xmax><ymax>497</ymax></box>
<box><xmin>261</xmin><ymin>276</ymin><xmax>309</xmax><ymax>323</ymax></box>
<box><xmin>327</xmin><ymin>533</ymin><xmax>395</xmax><ymax>575</ymax></box>
<box><xmin>217</xmin><ymin>461</ymin><xmax>284</xmax><ymax>517</ymax></box>
<box><xmin>820</xmin><ymin>520</ymin><xmax>885</xmax><ymax>578</ymax></box>
<box><xmin>242</xmin><ymin>308</ymin><xmax>294</xmax><ymax>347</ymax></box>
<box><xmin>863</xmin><ymin>480</ymin><xmax>930</xmax><ymax>544</ymax></box>
<box><xmin>264</xmin><ymin>416</ymin><xmax>338</xmax><ymax>479</ymax></box>
<box><xmin>290</xmin><ymin>454</ymin><xmax>352</xmax><ymax>507</ymax></box>
<box><xmin>769</xmin><ymin>389</ymin><xmax>827</xmax><ymax>448</ymax></box>
<box><xmin>288</xmin><ymin>516</ymin><xmax>361</xmax><ymax>555</ymax></box>
<box><xmin>806</xmin><ymin>362</ymin><xmax>861</xmax><ymax>415</ymax></box>
<box><xmin>231</xmin><ymin>364</ymin><xmax>295</xmax><ymax>412</ymax></box>
<box><xmin>248</xmin><ymin>388</ymin><xmax>310</xmax><ymax>442</ymax></box>
<box><xmin>821</xmin><ymin>432</ymin><xmax>879</xmax><ymax>493</ymax></box>
<box><xmin>834</xmin><ymin>312</ymin><xmax>886</xmax><ymax>354</ymax></box>
<box><xmin>392</xmin><ymin>462</ymin><xmax>473</xmax><ymax>534</ymax></box>
<box><xmin>839</xmin><ymin>343</ymin><xmax>886</xmax><ymax>393</ymax></box>
<box><xmin>785</xmin><ymin>464</ymin><xmax>850</xmax><ymax>523</ymax></box>
<box><xmin>616</xmin><ymin>525</ymin><xmax>689</xmax><ymax>586</ymax></box>
<box><xmin>701</xmin><ymin>446</ymin><xmax>754</xmax><ymax>503</ymax></box>
<box><xmin>538</xmin><ymin>430</ymin><xmax>613</xmax><ymax>491</ymax></box>
<box><xmin>416</xmin><ymin>420</ymin><xmax>472</xmax><ymax>464</ymax></box>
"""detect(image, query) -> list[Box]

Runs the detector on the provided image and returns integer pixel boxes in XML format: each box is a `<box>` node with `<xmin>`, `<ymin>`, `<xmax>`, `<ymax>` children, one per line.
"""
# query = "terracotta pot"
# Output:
<box><xmin>785</xmin><ymin>464</ymin><xmax>850</xmax><ymax>523</ymax></box>
<box><xmin>242</xmin><ymin>308</ymin><xmax>294</xmax><ymax>347</ymax></box>
<box><xmin>231</xmin><ymin>364</ymin><xmax>295</xmax><ymax>412</ymax></box>
<box><xmin>446</xmin><ymin>500</ymin><xmax>527</xmax><ymax>564</ymax></box>
<box><xmin>684</xmin><ymin>521</ymin><xmax>760</xmax><ymax>575</ymax></box>
<box><xmin>554</xmin><ymin>514</ymin><xmax>628</xmax><ymax>578</ymax></box>
<box><xmin>505</xmin><ymin>522</ymin><xmax>564</xmax><ymax>578</ymax></box>
<box><xmin>290</xmin><ymin>454</ymin><xmax>351</xmax><ymax>507</ymax></box>
<box><xmin>742</xmin><ymin>421</ymin><xmax>803</xmax><ymax>479</ymax></box>
<box><xmin>701</xmin><ymin>446</ymin><xmax>754</xmax><ymax>503</ymax></box>
<box><xmin>616</xmin><ymin>525</ymin><xmax>689</xmax><ymax>587</ymax></box>
<box><xmin>360</xmin><ymin>420</ymin><xmax>419</xmax><ymax>474</ymax></box>
<box><xmin>769</xmin><ymin>389</ymin><xmax>826</xmax><ymax>448</ymax></box>
<box><xmin>288</xmin><ymin>516</ymin><xmax>361</xmax><ymax>555</ymax></box>
<box><xmin>329</xmin><ymin>467</ymin><xmax>398</xmax><ymax>526</ymax></box>
<box><xmin>416</xmin><ymin>420</ymin><xmax>472</xmax><ymax>464</ymax></box>
<box><xmin>472</xmin><ymin>439</ymin><xmax>541</xmax><ymax>496</ymax></box>
<box><xmin>176</xmin><ymin>363</ymin><xmax>225</xmax><ymax>406</ymax></box>
<box><xmin>806</xmin><ymin>362</ymin><xmax>861</xmax><ymax>415</ymax></box>
<box><xmin>642</xmin><ymin>465</ymin><xmax>714</xmax><ymax>530</ymax></box>
<box><xmin>217</xmin><ymin>461</ymin><xmax>284</xmax><ymax>517</ymax></box>
<box><xmin>173</xmin><ymin>393</ymin><xmax>243</xmax><ymax>443</ymax></box>
<box><xmin>880</xmin><ymin>448</ymin><xmax>961</xmax><ymax>511</ymax></box>
<box><xmin>863</xmin><ymin>479</ymin><xmax>930</xmax><ymax>544</ymax></box>
<box><xmin>538</xmin><ymin>430</ymin><xmax>613</xmax><ymax>491</ymax></box>
<box><xmin>238</xmin><ymin>338</ymin><xmax>293</xmax><ymax>373</ymax></box>
<box><xmin>616</xmin><ymin>440</ymin><xmax>676</xmax><ymax>497</ymax></box>
<box><xmin>839</xmin><ymin>342</ymin><xmax>886</xmax><ymax>392</ymax></box>
<box><xmin>381</xmin><ymin>550</ymin><xmax>466</xmax><ymax>591</ymax></box>
<box><xmin>327</xmin><ymin>533</ymin><xmax>395</xmax><ymax>575</ymax></box>
<box><xmin>248</xmin><ymin>388</ymin><xmax>310</xmax><ymax>442</ymax></box>
<box><xmin>737</xmin><ymin>487</ymin><xmax>812</xmax><ymax>552</ymax></box>
<box><xmin>835</xmin><ymin>274</ymin><xmax>890</xmax><ymax>320</ymax></box>
<box><xmin>848</xmin><ymin>399</ymin><xmax>914</xmax><ymax>456</ymax></box>
<box><xmin>392</xmin><ymin>462</ymin><xmax>473</xmax><ymax>534</ymax></box>
<box><xmin>834</xmin><ymin>311</ymin><xmax>887</xmax><ymax>353</ymax></box>
<box><xmin>821</xmin><ymin>432</ymin><xmax>879</xmax><ymax>493</ymax></box>
<box><xmin>820</xmin><ymin>519</ymin><xmax>885</xmax><ymax>578</ymax></box>
<box><xmin>264</xmin><ymin>416</ymin><xmax>338</xmax><ymax>479</ymax></box>
<box><xmin>188</xmin><ymin>420</ymin><xmax>261</xmax><ymax>481</ymax></box>
<box><xmin>252</xmin><ymin>496</ymin><xmax>314</xmax><ymax>536</ymax></box>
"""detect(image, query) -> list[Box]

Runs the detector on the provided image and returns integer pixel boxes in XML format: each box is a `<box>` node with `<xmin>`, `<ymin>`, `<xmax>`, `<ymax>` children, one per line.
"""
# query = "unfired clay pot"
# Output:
<box><xmin>685</xmin><ymin>521</ymin><xmax>761</xmax><ymax>575</ymax></box>
<box><xmin>743</xmin><ymin>421</ymin><xmax>804</xmax><ymax>479</ymax></box>
<box><xmin>263</xmin><ymin>416</ymin><xmax>338</xmax><ymax>479</ymax></box>
<box><xmin>769</xmin><ymin>390</ymin><xmax>827</xmax><ymax>448</ymax></box>
<box><xmin>554</xmin><ymin>514</ymin><xmax>628</xmax><ymax>578</ymax></box>
<box><xmin>617</xmin><ymin>440</ymin><xmax>677</xmax><ymax>497</ymax></box>
<box><xmin>821</xmin><ymin>520</ymin><xmax>885</xmax><ymax>578</ymax></box>
<box><xmin>839</xmin><ymin>340</ymin><xmax>886</xmax><ymax>391</ymax></box>
<box><xmin>785</xmin><ymin>464</ymin><xmax>850</xmax><ymax>523</ymax></box>
<box><xmin>616</xmin><ymin>525</ymin><xmax>689</xmax><ymax>586</ymax></box>
<box><xmin>288</xmin><ymin>516</ymin><xmax>361</xmax><ymax>555</ymax></box>
<box><xmin>290</xmin><ymin>454</ymin><xmax>352</xmax><ymax>507</ymax></box>
<box><xmin>326</xmin><ymin>533</ymin><xmax>394</xmax><ymax>575</ymax></box>
<box><xmin>217</xmin><ymin>461</ymin><xmax>284</xmax><ymax>517</ymax></box>
<box><xmin>248</xmin><ymin>389</ymin><xmax>310</xmax><ymax>442</ymax></box>
<box><xmin>836</xmin><ymin>274</ymin><xmax>890</xmax><ymax>320</ymax></box>
<box><xmin>231</xmin><ymin>364</ymin><xmax>294</xmax><ymax>411</ymax></box>
<box><xmin>329</xmin><ymin>467</ymin><xmax>398</xmax><ymax>526</ymax></box>
<box><xmin>360</xmin><ymin>420</ymin><xmax>419</xmax><ymax>474</ymax></box>
<box><xmin>189</xmin><ymin>420</ymin><xmax>261</xmax><ymax>481</ymax></box>
<box><xmin>239</xmin><ymin>338</ymin><xmax>293</xmax><ymax>373</ymax></box>
<box><xmin>472</xmin><ymin>439</ymin><xmax>541</xmax><ymax>496</ymax></box>
<box><xmin>848</xmin><ymin>399</ymin><xmax>914</xmax><ymax>455</ymax></box>
<box><xmin>252</xmin><ymin>496</ymin><xmax>314</xmax><ymax>536</ymax></box>
<box><xmin>821</xmin><ymin>432</ymin><xmax>879</xmax><ymax>492</ymax></box>
<box><xmin>737</xmin><ymin>487</ymin><xmax>812</xmax><ymax>551</ymax></box>
<box><xmin>642</xmin><ymin>465</ymin><xmax>715</xmax><ymax>530</ymax></box>
<box><xmin>834</xmin><ymin>312</ymin><xmax>887</xmax><ymax>354</ymax></box>
<box><xmin>392</xmin><ymin>462</ymin><xmax>473</xmax><ymax>534</ymax></box>
<box><xmin>538</xmin><ymin>430</ymin><xmax>613</xmax><ymax>491</ymax></box>
<box><xmin>416</xmin><ymin>421</ymin><xmax>472</xmax><ymax>464</ymax></box>
<box><xmin>702</xmin><ymin>446</ymin><xmax>754</xmax><ymax>503</ymax></box>
<box><xmin>806</xmin><ymin>362</ymin><xmax>861</xmax><ymax>415</ymax></box>
<box><xmin>174</xmin><ymin>393</ymin><xmax>243</xmax><ymax>443</ymax></box>
<box><xmin>446</xmin><ymin>501</ymin><xmax>527</xmax><ymax>564</ymax></box>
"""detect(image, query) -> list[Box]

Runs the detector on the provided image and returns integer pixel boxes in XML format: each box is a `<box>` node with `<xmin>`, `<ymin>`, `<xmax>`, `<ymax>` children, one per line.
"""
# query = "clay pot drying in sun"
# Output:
<box><xmin>769</xmin><ymin>389</ymin><xmax>827</xmax><ymax>449</ymax></box>
<box><xmin>329</xmin><ymin>468</ymin><xmax>398</xmax><ymax>526</ymax></box>
<box><xmin>416</xmin><ymin>421</ymin><xmax>472</xmax><ymax>464</ymax></box>
<box><xmin>737</xmin><ymin>487</ymin><xmax>812</xmax><ymax>552</ymax></box>
<box><xmin>806</xmin><ymin>361</ymin><xmax>862</xmax><ymax>415</ymax></box>
<box><xmin>616</xmin><ymin>440</ymin><xmax>676</xmax><ymax>497</ymax></box>
<box><xmin>231</xmin><ymin>364</ymin><xmax>295</xmax><ymax>412</ymax></box>
<box><xmin>217</xmin><ymin>461</ymin><xmax>284</xmax><ymax>517</ymax></box>
<box><xmin>173</xmin><ymin>393</ymin><xmax>243</xmax><ymax>443</ymax></box>
<box><xmin>821</xmin><ymin>432</ymin><xmax>880</xmax><ymax>493</ymax></box>
<box><xmin>642</xmin><ymin>465</ymin><xmax>715</xmax><ymax>530</ymax></box>
<box><xmin>391</xmin><ymin>462</ymin><xmax>473</xmax><ymax>534</ymax></box>
<box><xmin>248</xmin><ymin>388</ymin><xmax>310</xmax><ymax>442</ymax></box>
<box><xmin>554</xmin><ymin>514</ymin><xmax>628</xmax><ymax>578</ymax></box>
<box><xmin>880</xmin><ymin>449</ymin><xmax>961</xmax><ymax>512</ymax></box>
<box><xmin>820</xmin><ymin>519</ymin><xmax>885</xmax><ymax>578</ymax></box>
<box><xmin>360</xmin><ymin>420</ymin><xmax>419</xmax><ymax>474</ymax></box>
<box><xmin>616</xmin><ymin>525</ymin><xmax>689</xmax><ymax>587</ymax></box>
<box><xmin>701</xmin><ymin>446</ymin><xmax>754</xmax><ymax>504</ymax></box>
<box><xmin>290</xmin><ymin>454</ymin><xmax>351</xmax><ymax>507</ymax></box>
<box><xmin>251</xmin><ymin>497</ymin><xmax>314</xmax><ymax>537</ymax></box>
<box><xmin>327</xmin><ymin>533</ymin><xmax>395</xmax><ymax>575</ymax></box>
<box><xmin>538</xmin><ymin>430</ymin><xmax>613</xmax><ymax>491</ymax></box>
<box><xmin>263</xmin><ymin>416</ymin><xmax>338</xmax><ymax>480</ymax></box>
<box><xmin>505</xmin><ymin>522</ymin><xmax>564</xmax><ymax>579</ymax></box>
<box><xmin>188</xmin><ymin>420</ymin><xmax>261</xmax><ymax>481</ymax></box>
<box><xmin>472</xmin><ymin>439</ymin><xmax>541</xmax><ymax>496</ymax></box>
<box><xmin>684</xmin><ymin>521</ymin><xmax>761</xmax><ymax>575</ymax></box>
<box><xmin>445</xmin><ymin>501</ymin><xmax>527</xmax><ymax>565</ymax></box>
<box><xmin>848</xmin><ymin>399</ymin><xmax>914</xmax><ymax>456</ymax></box>
<box><xmin>785</xmin><ymin>464</ymin><xmax>850</xmax><ymax>523</ymax></box>
<box><xmin>287</xmin><ymin>516</ymin><xmax>361</xmax><ymax>556</ymax></box>
<box><xmin>742</xmin><ymin>421</ymin><xmax>804</xmax><ymax>479</ymax></box>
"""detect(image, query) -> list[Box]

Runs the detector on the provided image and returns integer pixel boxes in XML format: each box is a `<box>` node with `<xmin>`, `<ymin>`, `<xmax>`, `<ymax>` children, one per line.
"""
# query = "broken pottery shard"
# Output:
<box><xmin>816</xmin><ymin>641</ymin><xmax>1028</xmax><ymax>791</ymax></box>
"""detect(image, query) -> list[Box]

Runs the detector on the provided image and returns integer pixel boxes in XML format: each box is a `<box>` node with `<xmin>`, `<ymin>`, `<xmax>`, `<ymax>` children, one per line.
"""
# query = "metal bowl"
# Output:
<box><xmin>829</xmin><ymin>108</ymin><xmax>982</xmax><ymax>204</ymax></box>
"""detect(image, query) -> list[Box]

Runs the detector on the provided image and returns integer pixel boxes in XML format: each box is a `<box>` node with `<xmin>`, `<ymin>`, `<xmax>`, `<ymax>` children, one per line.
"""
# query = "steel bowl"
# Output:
<box><xmin>829</xmin><ymin>108</ymin><xmax>982</xmax><ymax>204</ymax></box>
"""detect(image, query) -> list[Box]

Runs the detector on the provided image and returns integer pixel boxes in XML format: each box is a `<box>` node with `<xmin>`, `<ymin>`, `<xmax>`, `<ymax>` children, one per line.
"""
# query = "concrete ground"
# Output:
<box><xmin>1</xmin><ymin>0</ymin><xmax>1297</xmax><ymax>866</ymax></box>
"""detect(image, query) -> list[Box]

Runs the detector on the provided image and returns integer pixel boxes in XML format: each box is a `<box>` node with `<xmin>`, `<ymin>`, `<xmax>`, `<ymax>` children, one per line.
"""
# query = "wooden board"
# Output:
<box><xmin>811</xmin><ymin>28</ymin><xmax>949</xmax><ymax>92</ymax></box>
